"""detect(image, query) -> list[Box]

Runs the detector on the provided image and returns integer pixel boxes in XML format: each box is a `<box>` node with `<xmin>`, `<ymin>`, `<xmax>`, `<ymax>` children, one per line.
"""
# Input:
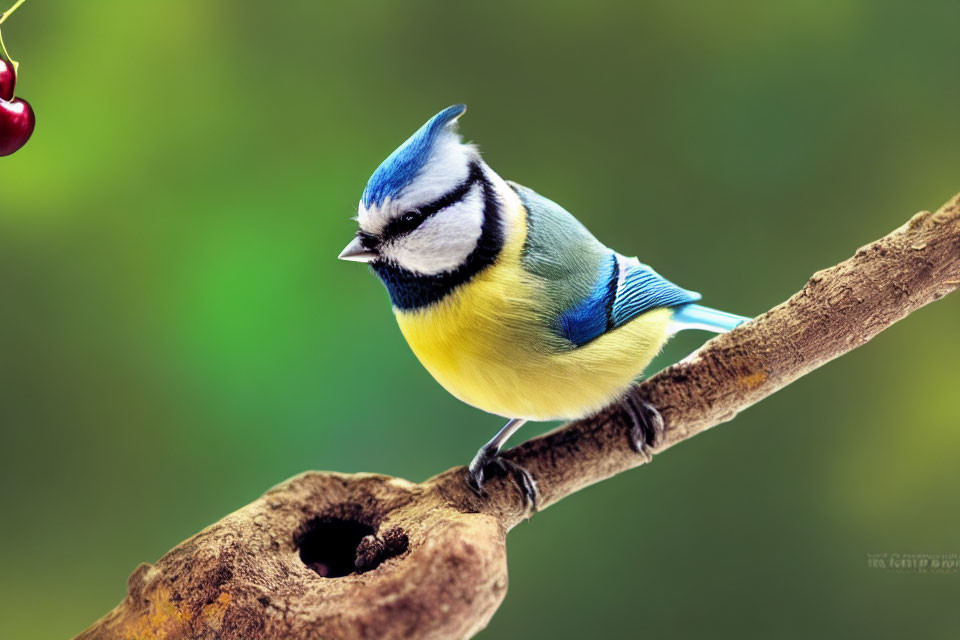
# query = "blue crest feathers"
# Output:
<box><xmin>362</xmin><ymin>104</ymin><xmax>468</xmax><ymax>208</ymax></box>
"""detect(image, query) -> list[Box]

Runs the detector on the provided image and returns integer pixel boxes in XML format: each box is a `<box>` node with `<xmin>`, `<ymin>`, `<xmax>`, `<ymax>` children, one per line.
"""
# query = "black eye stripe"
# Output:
<box><xmin>357</xmin><ymin>230</ymin><xmax>380</xmax><ymax>250</ymax></box>
<box><xmin>417</xmin><ymin>163</ymin><xmax>483</xmax><ymax>217</ymax></box>
<box><xmin>379</xmin><ymin>162</ymin><xmax>483</xmax><ymax>242</ymax></box>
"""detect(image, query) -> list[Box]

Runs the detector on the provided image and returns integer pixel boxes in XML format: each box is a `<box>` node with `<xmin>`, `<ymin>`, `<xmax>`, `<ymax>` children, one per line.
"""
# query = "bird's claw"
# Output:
<box><xmin>625</xmin><ymin>396</ymin><xmax>664</xmax><ymax>461</ymax></box>
<box><xmin>467</xmin><ymin>445</ymin><xmax>539</xmax><ymax>511</ymax></box>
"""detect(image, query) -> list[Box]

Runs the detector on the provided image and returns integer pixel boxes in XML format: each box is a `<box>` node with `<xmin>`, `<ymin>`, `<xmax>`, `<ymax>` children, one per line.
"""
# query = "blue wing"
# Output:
<box><xmin>558</xmin><ymin>253</ymin><xmax>702</xmax><ymax>347</ymax></box>
<box><xmin>507</xmin><ymin>180</ymin><xmax>735</xmax><ymax>347</ymax></box>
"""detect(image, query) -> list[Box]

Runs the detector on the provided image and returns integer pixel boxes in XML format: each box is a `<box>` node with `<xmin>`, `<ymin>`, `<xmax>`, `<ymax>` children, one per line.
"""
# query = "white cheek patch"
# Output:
<box><xmin>380</xmin><ymin>184</ymin><xmax>484</xmax><ymax>275</ymax></box>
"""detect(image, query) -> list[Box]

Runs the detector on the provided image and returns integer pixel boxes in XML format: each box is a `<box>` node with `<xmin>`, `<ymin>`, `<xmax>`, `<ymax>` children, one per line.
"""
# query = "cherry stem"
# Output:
<box><xmin>0</xmin><ymin>0</ymin><xmax>27</xmax><ymax>27</ymax></box>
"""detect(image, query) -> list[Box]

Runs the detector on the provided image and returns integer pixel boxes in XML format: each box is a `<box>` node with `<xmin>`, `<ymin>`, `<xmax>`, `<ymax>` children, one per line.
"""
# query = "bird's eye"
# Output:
<box><xmin>384</xmin><ymin>210</ymin><xmax>424</xmax><ymax>238</ymax></box>
<box><xmin>396</xmin><ymin>211</ymin><xmax>423</xmax><ymax>231</ymax></box>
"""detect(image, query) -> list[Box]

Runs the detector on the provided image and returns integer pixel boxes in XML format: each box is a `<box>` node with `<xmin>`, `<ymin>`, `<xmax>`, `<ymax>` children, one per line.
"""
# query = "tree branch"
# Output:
<box><xmin>77</xmin><ymin>194</ymin><xmax>960</xmax><ymax>640</ymax></box>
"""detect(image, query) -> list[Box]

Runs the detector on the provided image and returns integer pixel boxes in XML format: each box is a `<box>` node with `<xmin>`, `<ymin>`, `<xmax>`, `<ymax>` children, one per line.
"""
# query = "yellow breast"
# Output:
<box><xmin>394</xmin><ymin>198</ymin><xmax>673</xmax><ymax>421</ymax></box>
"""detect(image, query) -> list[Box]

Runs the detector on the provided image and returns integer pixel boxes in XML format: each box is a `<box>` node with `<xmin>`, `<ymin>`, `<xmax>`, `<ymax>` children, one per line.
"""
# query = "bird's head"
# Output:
<box><xmin>339</xmin><ymin>105</ymin><xmax>502</xmax><ymax>279</ymax></box>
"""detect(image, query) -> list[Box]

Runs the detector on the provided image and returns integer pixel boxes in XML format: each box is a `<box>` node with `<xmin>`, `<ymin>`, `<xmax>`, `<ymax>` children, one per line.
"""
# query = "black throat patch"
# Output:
<box><xmin>372</xmin><ymin>164</ymin><xmax>504</xmax><ymax>310</ymax></box>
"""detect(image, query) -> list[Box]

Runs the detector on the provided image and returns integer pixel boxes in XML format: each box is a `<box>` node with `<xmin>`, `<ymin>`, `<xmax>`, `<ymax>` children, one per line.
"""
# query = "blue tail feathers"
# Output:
<box><xmin>670</xmin><ymin>303</ymin><xmax>750</xmax><ymax>334</ymax></box>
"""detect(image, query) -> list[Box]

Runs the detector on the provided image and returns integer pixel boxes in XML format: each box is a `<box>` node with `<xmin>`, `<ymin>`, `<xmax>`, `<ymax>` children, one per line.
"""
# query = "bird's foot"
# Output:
<box><xmin>466</xmin><ymin>444</ymin><xmax>539</xmax><ymax>511</ymax></box>
<box><xmin>624</xmin><ymin>395</ymin><xmax>664</xmax><ymax>461</ymax></box>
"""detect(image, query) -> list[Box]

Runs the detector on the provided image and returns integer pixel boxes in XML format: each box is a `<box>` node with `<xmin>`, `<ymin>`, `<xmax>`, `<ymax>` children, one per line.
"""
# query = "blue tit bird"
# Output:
<box><xmin>339</xmin><ymin>105</ymin><xmax>749</xmax><ymax>504</ymax></box>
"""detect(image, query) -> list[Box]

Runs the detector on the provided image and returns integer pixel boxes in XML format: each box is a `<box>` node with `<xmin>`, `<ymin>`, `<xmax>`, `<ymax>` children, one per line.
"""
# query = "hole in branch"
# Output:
<box><xmin>296</xmin><ymin>517</ymin><xmax>375</xmax><ymax>578</ymax></box>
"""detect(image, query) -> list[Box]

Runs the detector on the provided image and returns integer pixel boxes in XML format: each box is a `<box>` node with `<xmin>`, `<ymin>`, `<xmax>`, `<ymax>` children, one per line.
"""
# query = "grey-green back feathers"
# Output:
<box><xmin>509</xmin><ymin>181</ymin><xmax>705</xmax><ymax>347</ymax></box>
<box><xmin>510</xmin><ymin>181</ymin><xmax>609</xmax><ymax>314</ymax></box>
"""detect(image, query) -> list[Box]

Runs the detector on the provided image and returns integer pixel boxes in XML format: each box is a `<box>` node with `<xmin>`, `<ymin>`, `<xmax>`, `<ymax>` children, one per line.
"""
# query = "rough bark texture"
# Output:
<box><xmin>77</xmin><ymin>194</ymin><xmax>960</xmax><ymax>640</ymax></box>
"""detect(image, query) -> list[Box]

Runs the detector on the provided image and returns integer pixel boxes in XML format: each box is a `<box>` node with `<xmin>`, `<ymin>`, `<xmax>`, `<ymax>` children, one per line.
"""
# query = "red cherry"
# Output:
<box><xmin>0</xmin><ymin>96</ymin><xmax>34</xmax><ymax>156</ymax></box>
<box><xmin>0</xmin><ymin>59</ymin><xmax>13</xmax><ymax>101</ymax></box>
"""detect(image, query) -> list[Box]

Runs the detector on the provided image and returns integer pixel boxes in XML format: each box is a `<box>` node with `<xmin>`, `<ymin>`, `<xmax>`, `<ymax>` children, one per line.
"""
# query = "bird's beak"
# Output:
<box><xmin>338</xmin><ymin>236</ymin><xmax>378</xmax><ymax>263</ymax></box>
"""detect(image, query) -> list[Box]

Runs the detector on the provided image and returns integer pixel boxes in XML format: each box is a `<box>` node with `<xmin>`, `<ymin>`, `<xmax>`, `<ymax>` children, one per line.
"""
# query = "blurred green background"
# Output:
<box><xmin>2</xmin><ymin>1</ymin><xmax>959</xmax><ymax>638</ymax></box>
